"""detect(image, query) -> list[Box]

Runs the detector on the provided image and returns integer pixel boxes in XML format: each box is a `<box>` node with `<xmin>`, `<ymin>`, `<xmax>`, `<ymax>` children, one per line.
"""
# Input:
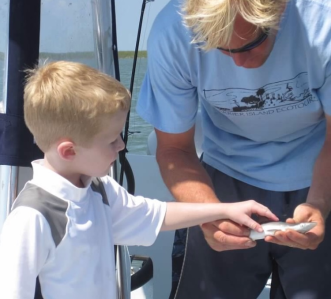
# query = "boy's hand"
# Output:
<box><xmin>201</xmin><ymin>200</ymin><xmax>278</xmax><ymax>252</ymax></box>
<box><xmin>223</xmin><ymin>200</ymin><xmax>279</xmax><ymax>231</ymax></box>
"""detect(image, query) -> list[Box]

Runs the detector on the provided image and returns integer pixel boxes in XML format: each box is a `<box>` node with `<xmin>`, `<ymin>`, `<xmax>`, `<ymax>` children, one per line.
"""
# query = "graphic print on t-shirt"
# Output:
<box><xmin>204</xmin><ymin>72</ymin><xmax>317</xmax><ymax>115</ymax></box>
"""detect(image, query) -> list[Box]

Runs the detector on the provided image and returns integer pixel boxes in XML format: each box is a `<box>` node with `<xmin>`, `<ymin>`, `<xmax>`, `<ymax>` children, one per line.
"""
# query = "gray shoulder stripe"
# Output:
<box><xmin>91</xmin><ymin>177</ymin><xmax>109</xmax><ymax>206</ymax></box>
<box><xmin>12</xmin><ymin>183</ymin><xmax>68</xmax><ymax>247</ymax></box>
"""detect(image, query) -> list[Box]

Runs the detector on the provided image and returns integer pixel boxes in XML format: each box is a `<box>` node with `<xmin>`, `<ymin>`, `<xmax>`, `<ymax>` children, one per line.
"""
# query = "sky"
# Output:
<box><xmin>116</xmin><ymin>0</ymin><xmax>170</xmax><ymax>50</ymax></box>
<box><xmin>0</xmin><ymin>0</ymin><xmax>170</xmax><ymax>53</ymax></box>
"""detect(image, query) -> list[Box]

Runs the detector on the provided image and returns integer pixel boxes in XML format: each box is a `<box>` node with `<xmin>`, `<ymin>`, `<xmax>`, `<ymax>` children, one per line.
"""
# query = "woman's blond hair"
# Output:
<box><xmin>182</xmin><ymin>0</ymin><xmax>288</xmax><ymax>51</ymax></box>
<box><xmin>24</xmin><ymin>61</ymin><xmax>131</xmax><ymax>152</ymax></box>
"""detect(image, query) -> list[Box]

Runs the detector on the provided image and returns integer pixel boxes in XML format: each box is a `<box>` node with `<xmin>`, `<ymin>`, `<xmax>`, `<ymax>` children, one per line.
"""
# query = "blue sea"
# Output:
<box><xmin>0</xmin><ymin>56</ymin><xmax>152</xmax><ymax>154</ymax></box>
<box><xmin>119</xmin><ymin>57</ymin><xmax>153</xmax><ymax>154</ymax></box>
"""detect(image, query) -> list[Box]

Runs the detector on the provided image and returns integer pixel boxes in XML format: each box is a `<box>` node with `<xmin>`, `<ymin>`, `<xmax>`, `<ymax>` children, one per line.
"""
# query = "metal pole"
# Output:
<box><xmin>116</xmin><ymin>246</ymin><xmax>132</xmax><ymax>299</ymax></box>
<box><xmin>0</xmin><ymin>1</ymin><xmax>18</xmax><ymax>233</ymax></box>
<box><xmin>0</xmin><ymin>166</ymin><xmax>18</xmax><ymax>232</ymax></box>
<box><xmin>91</xmin><ymin>1</ymin><xmax>131</xmax><ymax>298</ymax></box>
<box><xmin>91</xmin><ymin>0</ymin><xmax>116</xmax><ymax>79</ymax></box>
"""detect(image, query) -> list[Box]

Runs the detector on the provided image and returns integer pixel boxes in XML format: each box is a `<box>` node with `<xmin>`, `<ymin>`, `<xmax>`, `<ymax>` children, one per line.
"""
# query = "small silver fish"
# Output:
<box><xmin>249</xmin><ymin>222</ymin><xmax>317</xmax><ymax>240</ymax></box>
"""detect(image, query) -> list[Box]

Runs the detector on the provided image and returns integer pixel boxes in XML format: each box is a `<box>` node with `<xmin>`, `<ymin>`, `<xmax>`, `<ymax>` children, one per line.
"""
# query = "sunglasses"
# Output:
<box><xmin>217</xmin><ymin>28</ymin><xmax>270</xmax><ymax>54</ymax></box>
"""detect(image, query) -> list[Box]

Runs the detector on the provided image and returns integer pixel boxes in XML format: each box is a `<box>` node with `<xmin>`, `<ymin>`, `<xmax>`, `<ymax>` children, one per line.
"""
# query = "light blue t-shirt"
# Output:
<box><xmin>137</xmin><ymin>0</ymin><xmax>331</xmax><ymax>191</ymax></box>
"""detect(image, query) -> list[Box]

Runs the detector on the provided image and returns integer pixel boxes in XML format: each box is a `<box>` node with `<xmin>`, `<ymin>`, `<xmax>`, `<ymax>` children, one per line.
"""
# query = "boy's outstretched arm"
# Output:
<box><xmin>161</xmin><ymin>200</ymin><xmax>278</xmax><ymax>232</ymax></box>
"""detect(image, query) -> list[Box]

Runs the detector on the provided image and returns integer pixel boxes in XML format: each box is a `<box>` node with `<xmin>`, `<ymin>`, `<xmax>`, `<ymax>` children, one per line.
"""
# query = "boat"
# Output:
<box><xmin>0</xmin><ymin>0</ymin><xmax>271</xmax><ymax>298</ymax></box>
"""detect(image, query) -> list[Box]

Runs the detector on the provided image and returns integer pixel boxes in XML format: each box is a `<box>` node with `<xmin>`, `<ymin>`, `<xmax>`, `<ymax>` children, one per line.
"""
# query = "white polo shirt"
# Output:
<box><xmin>0</xmin><ymin>160</ymin><xmax>167</xmax><ymax>299</ymax></box>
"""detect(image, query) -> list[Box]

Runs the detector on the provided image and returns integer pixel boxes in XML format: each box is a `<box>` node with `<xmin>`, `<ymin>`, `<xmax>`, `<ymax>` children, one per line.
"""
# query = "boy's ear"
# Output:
<box><xmin>57</xmin><ymin>141</ymin><xmax>77</xmax><ymax>161</ymax></box>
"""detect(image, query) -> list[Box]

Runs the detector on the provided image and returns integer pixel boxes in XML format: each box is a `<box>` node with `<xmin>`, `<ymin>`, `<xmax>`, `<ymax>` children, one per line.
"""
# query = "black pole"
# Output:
<box><xmin>110</xmin><ymin>0</ymin><xmax>121</xmax><ymax>81</ymax></box>
<box><xmin>110</xmin><ymin>0</ymin><xmax>135</xmax><ymax>195</ymax></box>
<box><xmin>119</xmin><ymin>0</ymin><xmax>148</xmax><ymax>188</ymax></box>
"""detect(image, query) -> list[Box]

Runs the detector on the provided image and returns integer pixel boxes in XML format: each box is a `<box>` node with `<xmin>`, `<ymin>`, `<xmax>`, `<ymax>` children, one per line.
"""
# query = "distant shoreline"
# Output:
<box><xmin>118</xmin><ymin>51</ymin><xmax>147</xmax><ymax>58</ymax></box>
<box><xmin>0</xmin><ymin>51</ymin><xmax>147</xmax><ymax>60</ymax></box>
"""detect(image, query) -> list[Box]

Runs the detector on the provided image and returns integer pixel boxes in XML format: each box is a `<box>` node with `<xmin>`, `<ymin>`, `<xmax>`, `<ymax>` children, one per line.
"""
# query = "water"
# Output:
<box><xmin>119</xmin><ymin>58</ymin><xmax>153</xmax><ymax>155</ymax></box>
<box><xmin>0</xmin><ymin>56</ymin><xmax>152</xmax><ymax>154</ymax></box>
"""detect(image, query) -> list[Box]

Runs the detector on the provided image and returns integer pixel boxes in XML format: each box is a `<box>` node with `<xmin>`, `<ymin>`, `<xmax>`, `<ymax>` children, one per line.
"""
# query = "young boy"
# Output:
<box><xmin>0</xmin><ymin>61</ymin><xmax>278</xmax><ymax>299</ymax></box>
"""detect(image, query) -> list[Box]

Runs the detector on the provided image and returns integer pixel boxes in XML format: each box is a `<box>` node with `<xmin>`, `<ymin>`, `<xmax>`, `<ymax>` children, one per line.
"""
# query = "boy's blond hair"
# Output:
<box><xmin>24</xmin><ymin>61</ymin><xmax>131</xmax><ymax>152</ymax></box>
<box><xmin>182</xmin><ymin>0</ymin><xmax>288</xmax><ymax>51</ymax></box>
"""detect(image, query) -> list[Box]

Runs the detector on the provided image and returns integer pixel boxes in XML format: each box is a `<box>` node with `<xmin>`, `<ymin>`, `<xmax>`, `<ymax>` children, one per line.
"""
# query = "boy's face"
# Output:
<box><xmin>74</xmin><ymin>110</ymin><xmax>127</xmax><ymax>178</ymax></box>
